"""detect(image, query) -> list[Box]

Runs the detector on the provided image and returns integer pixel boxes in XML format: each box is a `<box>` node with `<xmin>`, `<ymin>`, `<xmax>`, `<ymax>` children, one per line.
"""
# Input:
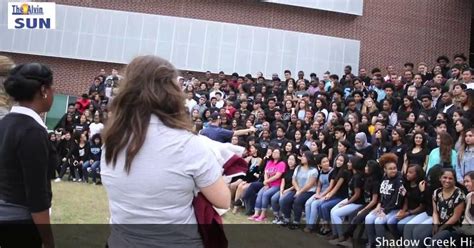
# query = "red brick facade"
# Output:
<box><xmin>2</xmin><ymin>0</ymin><xmax>473</xmax><ymax>96</ymax></box>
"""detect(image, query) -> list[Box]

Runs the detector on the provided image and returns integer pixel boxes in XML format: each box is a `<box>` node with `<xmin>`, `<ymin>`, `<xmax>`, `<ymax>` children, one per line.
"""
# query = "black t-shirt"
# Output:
<box><xmin>405</xmin><ymin>182</ymin><xmax>423</xmax><ymax>211</ymax></box>
<box><xmin>283</xmin><ymin>168</ymin><xmax>295</xmax><ymax>190</ymax></box>
<box><xmin>348</xmin><ymin>172</ymin><xmax>365</xmax><ymax>204</ymax></box>
<box><xmin>364</xmin><ymin>179</ymin><xmax>380</xmax><ymax>204</ymax></box>
<box><xmin>406</xmin><ymin>148</ymin><xmax>428</xmax><ymax>168</ymax></box>
<box><xmin>390</xmin><ymin>144</ymin><xmax>407</xmax><ymax>171</ymax></box>
<box><xmin>333</xmin><ymin>169</ymin><xmax>352</xmax><ymax>199</ymax></box>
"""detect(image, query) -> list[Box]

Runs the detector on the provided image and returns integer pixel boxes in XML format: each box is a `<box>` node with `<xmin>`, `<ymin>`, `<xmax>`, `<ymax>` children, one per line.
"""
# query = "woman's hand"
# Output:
<box><xmin>419</xmin><ymin>180</ymin><xmax>426</xmax><ymax>192</ymax></box>
<box><xmin>396</xmin><ymin>210</ymin><xmax>407</xmax><ymax>220</ymax></box>
<box><xmin>294</xmin><ymin>190</ymin><xmax>301</xmax><ymax>198</ymax></box>
<box><xmin>323</xmin><ymin>193</ymin><xmax>332</xmax><ymax>200</ymax></box>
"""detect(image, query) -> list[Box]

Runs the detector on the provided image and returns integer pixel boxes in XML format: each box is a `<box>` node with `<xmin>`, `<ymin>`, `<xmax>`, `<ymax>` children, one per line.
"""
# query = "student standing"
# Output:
<box><xmin>0</xmin><ymin>63</ymin><xmax>55</xmax><ymax>247</ymax></box>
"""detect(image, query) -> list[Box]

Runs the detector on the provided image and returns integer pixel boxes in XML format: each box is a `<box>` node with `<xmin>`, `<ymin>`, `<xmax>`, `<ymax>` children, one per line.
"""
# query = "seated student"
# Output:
<box><xmin>318</xmin><ymin>154</ymin><xmax>351</xmax><ymax>236</ymax></box>
<box><xmin>365</xmin><ymin>153</ymin><xmax>404</xmax><ymax>248</ymax></box>
<box><xmin>457</xmin><ymin>128</ymin><xmax>474</xmax><ymax>183</ymax></box>
<box><xmin>248</xmin><ymin>148</ymin><xmax>286</xmax><ymax>222</ymax></box>
<box><xmin>387</xmin><ymin>164</ymin><xmax>425</xmax><ymax>238</ymax></box>
<box><xmin>232</xmin><ymin>144</ymin><xmax>262</xmax><ymax>214</ymax></box>
<box><xmin>271</xmin><ymin>154</ymin><xmax>297</xmax><ymax>223</ymax></box>
<box><xmin>329</xmin><ymin>156</ymin><xmax>365</xmax><ymax>244</ymax></box>
<box><xmin>337</xmin><ymin>160</ymin><xmax>383</xmax><ymax>247</ymax></box>
<box><xmin>55</xmin><ymin>131</ymin><xmax>77</xmax><ymax>182</ymax></box>
<box><xmin>73</xmin><ymin>133</ymin><xmax>90</xmax><ymax>182</ymax></box>
<box><xmin>241</xmin><ymin>148</ymin><xmax>273</xmax><ymax>216</ymax></box>
<box><xmin>278</xmin><ymin>151</ymin><xmax>318</xmax><ymax>229</ymax></box>
<box><xmin>304</xmin><ymin>154</ymin><xmax>332</xmax><ymax>233</ymax></box>
<box><xmin>426</xmin><ymin>131</ymin><xmax>458</xmax><ymax>174</ymax></box>
<box><xmin>82</xmin><ymin>134</ymin><xmax>102</xmax><ymax>184</ymax></box>
<box><xmin>455</xmin><ymin>172</ymin><xmax>474</xmax><ymax>236</ymax></box>
<box><xmin>431</xmin><ymin>168</ymin><xmax>465</xmax><ymax>243</ymax></box>
<box><xmin>353</xmin><ymin>132</ymin><xmax>373</xmax><ymax>163</ymax></box>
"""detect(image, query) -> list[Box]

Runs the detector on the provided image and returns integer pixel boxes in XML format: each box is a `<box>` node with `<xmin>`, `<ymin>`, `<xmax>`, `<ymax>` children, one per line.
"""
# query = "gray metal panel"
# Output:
<box><xmin>265</xmin><ymin>0</ymin><xmax>363</xmax><ymax>16</ymax></box>
<box><xmin>0</xmin><ymin>4</ymin><xmax>361</xmax><ymax>78</ymax></box>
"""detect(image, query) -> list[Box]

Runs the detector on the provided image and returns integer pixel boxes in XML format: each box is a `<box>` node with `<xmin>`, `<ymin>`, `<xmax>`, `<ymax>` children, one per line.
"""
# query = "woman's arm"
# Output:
<box><xmin>328</xmin><ymin>148</ymin><xmax>333</xmax><ymax>162</ymax></box>
<box><xmin>423</xmin><ymin>155</ymin><xmax>428</xmax><ymax>172</ymax></box>
<box><xmin>325</xmin><ymin>178</ymin><xmax>345</xmax><ymax>199</ymax></box>
<box><xmin>440</xmin><ymin>202</ymin><xmax>465</xmax><ymax>228</ymax></box>
<box><xmin>358</xmin><ymin>194</ymin><xmax>379</xmax><ymax>214</ymax></box>
<box><xmin>280</xmin><ymin>178</ymin><xmax>286</xmax><ymax>193</ymax></box>
<box><xmin>402</xmin><ymin>154</ymin><xmax>408</xmax><ymax>174</ymax></box>
<box><xmin>31</xmin><ymin>210</ymin><xmax>54</xmax><ymax>248</ymax></box>
<box><xmin>345</xmin><ymin>187</ymin><xmax>361</xmax><ymax>204</ymax></box>
<box><xmin>298</xmin><ymin>176</ymin><xmax>317</xmax><ymax>193</ymax></box>
<box><xmin>201</xmin><ymin>176</ymin><xmax>231</xmax><ymax>209</ymax></box>
<box><xmin>320</xmin><ymin>179</ymin><xmax>335</xmax><ymax>197</ymax></box>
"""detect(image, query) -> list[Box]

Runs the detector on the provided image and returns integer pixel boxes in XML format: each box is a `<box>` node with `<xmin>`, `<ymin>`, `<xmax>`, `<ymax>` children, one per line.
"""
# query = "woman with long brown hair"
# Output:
<box><xmin>426</xmin><ymin>131</ymin><xmax>458</xmax><ymax>174</ymax></box>
<box><xmin>101</xmin><ymin>56</ymin><xmax>230</xmax><ymax>247</ymax></box>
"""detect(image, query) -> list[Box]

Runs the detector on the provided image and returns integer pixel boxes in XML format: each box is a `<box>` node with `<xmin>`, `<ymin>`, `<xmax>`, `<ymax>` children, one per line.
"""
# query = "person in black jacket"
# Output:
<box><xmin>55</xmin><ymin>131</ymin><xmax>77</xmax><ymax>182</ymax></box>
<box><xmin>82</xmin><ymin>134</ymin><xmax>102</xmax><ymax>184</ymax></box>
<box><xmin>365</xmin><ymin>153</ymin><xmax>404</xmax><ymax>248</ymax></box>
<box><xmin>73</xmin><ymin>133</ymin><xmax>90</xmax><ymax>182</ymax></box>
<box><xmin>0</xmin><ymin>63</ymin><xmax>55</xmax><ymax>248</ymax></box>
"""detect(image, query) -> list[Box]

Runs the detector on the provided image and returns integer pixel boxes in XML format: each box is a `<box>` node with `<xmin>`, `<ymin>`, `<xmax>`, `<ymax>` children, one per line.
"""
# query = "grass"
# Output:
<box><xmin>51</xmin><ymin>182</ymin><xmax>335</xmax><ymax>248</ymax></box>
<box><xmin>51</xmin><ymin>181</ymin><xmax>255</xmax><ymax>224</ymax></box>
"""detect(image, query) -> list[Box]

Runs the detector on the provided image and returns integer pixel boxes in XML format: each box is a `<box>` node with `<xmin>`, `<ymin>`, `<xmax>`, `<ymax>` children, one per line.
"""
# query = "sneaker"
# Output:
<box><xmin>303</xmin><ymin>227</ymin><xmax>312</xmax><ymax>233</ymax></box>
<box><xmin>78</xmin><ymin>179</ymin><xmax>82</xmax><ymax>182</ymax></box>
<box><xmin>272</xmin><ymin>216</ymin><xmax>280</xmax><ymax>224</ymax></box>
<box><xmin>72</xmin><ymin>178</ymin><xmax>77</xmax><ymax>182</ymax></box>
<box><xmin>87</xmin><ymin>168</ymin><xmax>92</xmax><ymax>173</ymax></box>
<box><xmin>54</xmin><ymin>178</ymin><xmax>61</xmax><ymax>182</ymax></box>
<box><xmin>247</xmin><ymin>215</ymin><xmax>258</xmax><ymax>221</ymax></box>
<box><xmin>254</xmin><ymin>216</ymin><xmax>267</xmax><ymax>222</ymax></box>
<box><xmin>232</xmin><ymin>206</ymin><xmax>239</xmax><ymax>214</ymax></box>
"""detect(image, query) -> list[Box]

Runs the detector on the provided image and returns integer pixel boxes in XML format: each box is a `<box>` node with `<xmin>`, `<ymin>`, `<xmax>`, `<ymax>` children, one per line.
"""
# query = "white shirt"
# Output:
<box><xmin>185</xmin><ymin>98</ymin><xmax>197</xmax><ymax>113</ymax></box>
<box><xmin>101</xmin><ymin>115</ymin><xmax>221</xmax><ymax>220</ymax></box>
<box><xmin>89</xmin><ymin>122</ymin><xmax>104</xmax><ymax>138</ymax></box>
<box><xmin>10</xmin><ymin>106</ymin><xmax>47</xmax><ymax>130</ymax></box>
<box><xmin>443</xmin><ymin>104</ymin><xmax>454</xmax><ymax>113</ymax></box>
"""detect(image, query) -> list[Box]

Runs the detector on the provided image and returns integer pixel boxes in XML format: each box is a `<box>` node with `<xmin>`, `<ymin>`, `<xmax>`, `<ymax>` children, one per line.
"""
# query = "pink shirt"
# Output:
<box><xmin>265</xmin><ymin>160</ymin><xmax>286</xmax><ymax>187</ymax></box>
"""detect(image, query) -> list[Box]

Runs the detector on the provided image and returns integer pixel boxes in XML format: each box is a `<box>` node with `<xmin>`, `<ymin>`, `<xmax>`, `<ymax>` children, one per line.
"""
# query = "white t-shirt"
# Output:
<box><xmin>101</xmin><ymin>115</ymin><xmax>221</xmax><ymax>247</ymax></box>
<box><xmin>89</xmin><ymin>122</ymin><xmax>104</xmax><ymax>138</ymax></box>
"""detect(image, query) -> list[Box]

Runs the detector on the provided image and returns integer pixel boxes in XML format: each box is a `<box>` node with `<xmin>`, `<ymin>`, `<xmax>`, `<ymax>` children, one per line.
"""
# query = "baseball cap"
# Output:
<box><xmin>209</xmin><ymin>112</ymin><xmax>220</xmax><ymax>120</ymax></box>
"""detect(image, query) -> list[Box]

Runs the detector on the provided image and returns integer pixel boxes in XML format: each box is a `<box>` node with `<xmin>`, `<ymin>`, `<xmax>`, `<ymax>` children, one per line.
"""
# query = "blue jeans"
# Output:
<box><xmin>403</xmin><ymin>212</ymin><xmax>431</xmax><ymax>247</ymax></box>
<box><xmin>280</xmin><ymin>190</ymin><xmax>313</xmax><ymax>222</ymax></box>
<box><xmin>330</xmin><ymin>199</ymin><xmax>363</xmax><ymax>238</ymax></box>
<box><xmin>365</xmin><ymin>209</ymin><xmax>398</xmax><ymax>246</ymax></box>
<box><xmin>255</xmin><ymin>186</ymin><xmax>279</xmax><ymax>211</ymax></box>
<box><xmin>305</xmin><ymin>196</ymin><xmax>324</xmax><ymax>229</ymax></box>
<box><xmin>242</xmin><ymin>182</ymin><xmax>263</xmax><ymax>213</ymax></box>
<box><xmin>82</xmin><ymin>160</ymin><xmax>100</xmax><ymax>182</ymax></box>
<box><xmin>412</xmin><ymin>217</ymin><xmax>433</xmax><ymax>248</ymax></box>
<box><xmin>388</xmin><ymin>213</ymin><xmax>416</xmax><ymax>237</ymax></box>
<box><xmin>320</xmin><ymin>197</ymin><xmax>343</xmax><ymax>221</ymax></box>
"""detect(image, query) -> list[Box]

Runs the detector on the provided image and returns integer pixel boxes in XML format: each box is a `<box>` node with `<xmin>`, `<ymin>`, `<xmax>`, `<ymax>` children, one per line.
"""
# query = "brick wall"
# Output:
<box><xmin>2</xmin><ymin>0</ymin><xmax>472</xmax><ymax>96</ymax></box>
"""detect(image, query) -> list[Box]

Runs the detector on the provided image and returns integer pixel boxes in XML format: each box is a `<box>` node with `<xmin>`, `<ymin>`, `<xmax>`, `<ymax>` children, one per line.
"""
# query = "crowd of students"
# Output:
<box><xmin>186</xmin><ymin>54</ymin><xmax>473</xmax><ymax>247</ymax></box>
<box><xmin>49</xmin><ymin>69</ymin><xmax>118</xmax><ymax>184</ymax></box>
<box><xmin>55</xmin><ymin>54</ymin><xmax>474</xmax><ymax>246</ymax></box>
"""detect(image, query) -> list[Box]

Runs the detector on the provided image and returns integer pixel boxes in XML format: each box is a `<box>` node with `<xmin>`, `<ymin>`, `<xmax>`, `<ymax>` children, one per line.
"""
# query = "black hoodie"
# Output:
<box><xmin>379</xmin><ymin>172</ymin><xmax>404</xmax><ymax>214</ymax></box>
